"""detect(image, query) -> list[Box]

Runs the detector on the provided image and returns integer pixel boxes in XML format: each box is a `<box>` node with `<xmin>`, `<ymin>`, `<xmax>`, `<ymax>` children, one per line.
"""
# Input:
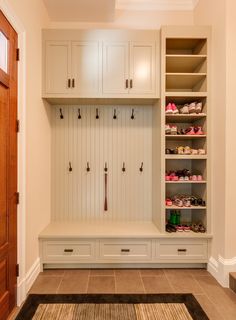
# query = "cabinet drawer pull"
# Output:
<box><xmin>68</xmin><ymin>79</ymin><xmax>71</xmax><ymax>88</ymax></box>
<box><xmin>130</xmin><ymin>79</ymin><xmax>133</xmax><ymax>89</ymax></box>
<box><xmin>177</xmin><ymin>249</ymin><xmax>187</xmax><ymax>252</ymax></box>
<box><xmin>121</xmin><ymin>249</ymin><xmax>130</xmax><ymax>252</ymax></box>
<box><xmin>72</xmin><ymin>78</ymin><xmax>75</xmax><ymax>88</ymax></box>
<box><xmin>64</xmin><ymin>249</ymin><xmax>74</xmax><ymax>253</ymax></box>
<box><xmin>125</xmin><ymin>79</ymin><xmax>128</xmax><ymax>89</ymax></box>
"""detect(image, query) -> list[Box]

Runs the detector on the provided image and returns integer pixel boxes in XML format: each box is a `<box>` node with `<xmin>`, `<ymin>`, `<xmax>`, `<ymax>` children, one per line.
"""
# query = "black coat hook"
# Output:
<box><xmin>131</xmin><ymin>109</ymin><xmax>135</xmax><ymax>120</ymax></box>
<box><xmin>139</xmin><ymin>162</ymin><xmax>143</xmax><ymax>172</ymax></box>
<box><xmin>60</xmin><ymin>108</ymin><xmax>64</xmax><ymax>119</ymax></box>
<box><xmin>113</xmin><ymin>109</ymin><xmax>117</xmax><ymax>120</ymax></box>
<box><xmin>104</xmin><ymin>162</ymin><xmax>108</xmax><ymax>172</ymax></box>
<box><xmin>69</xmin><ymin>162</ymin><xmax>72</xmax><ymax>172</ymax></box>
<box><xmin>86</xmin><ymin>162</ymin><xmax>90</xmax><ymax>172</ymax></box>
<box><xmin>96</xmin><ymin>108</ymin><xmax>99</xmax><ymax>119</ymax></box>
<box><xmin>122</xmin><ymin>162</ymin><xmax>126</xmax><ymax>172</ymax></box>
<box><xmin>78</xmin><ymin>108</ymin><xmax>81</xmax><ymax>119</ymax></box>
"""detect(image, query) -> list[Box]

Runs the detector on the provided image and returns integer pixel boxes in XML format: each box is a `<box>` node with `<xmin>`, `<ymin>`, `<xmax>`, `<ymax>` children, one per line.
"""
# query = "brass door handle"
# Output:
<box><xmin>68</xmin><ymin>79</ymin><xmax>71</xmax><ymax>88</ymax></box>
<box><xmin>177</xmin><ymin>249</ymin><xmax>187</xmax><ymax>252</ymax></box>
<box><xmin>130</xmin><ymin>79</ymin><xmax>133</xmax><ymax>89</ymax></box>
<box><xmin>72</xmin><ymin>78</ymin><xmax>75</xmax><ymax>88</ymax></box>
<box><xmin>121</xmin><ymin>249</ymin><xmax>130</xmax><ymax>252</ymax></box>
<box><xmin>64</xmin><ymin>249</ymin><xmax>73</xmax><ymax>253</ymax></box>
<box><xmin>125</xmin><ymin>79</ymin><xmax>129</xmax><ymax>89</ymax></box>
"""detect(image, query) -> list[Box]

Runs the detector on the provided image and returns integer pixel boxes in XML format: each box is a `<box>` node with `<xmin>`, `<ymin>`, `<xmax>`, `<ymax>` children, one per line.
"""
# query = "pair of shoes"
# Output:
<box><xmin>165</xmin><ymin>148</ymin><xmax>178</xmax><ymax>154</ymax></box>
<box><xmin>165</xmin><ymin>103</ymin><xmax>179</xmax><ymax>114</ymax></box>
<box><xmin>190</xmin><ymin>196</ymin><xmax>206</xmax><ymax>206</ymax></box>
<box><xmin>165</xmin><ymin>124</ymin><xmax>177</xmax><ymax>135</ymax></box>
<box><xmin>191</xmin><ymin>222</ymin><xmax>206</xmax><ymax>233</ymax></box>
<box><xmin>177</xmin><ymin>146</ymin><xmax>191</xmax><ymax>155</ymax></box>
<box><xmin>166</xmin><ymin>224</ymin><xmax>177</xmax><ymax>233</ymax></box>
<box><xmin>190</xmin><ymin>175</ymin><xmax>203</xmax><ymax>181</ymax></box>
<box><xmin>165</xmin><ymin>172</ymin><xmax>179</xmax><ymax>181</ymax></box>
<box><xmin>179</xmin><ymin>102</ymin><xmax>203</xmax><ymax>114</ymax></box>
<box><xmin>176</xmin><ymin>225</ymin><xmax>191</xmax><ymax>232</ymax></box>
<box><xmin>184</xmin><ymin>126</ymin><xmax>204</xmax><ymax>135</ymax></box>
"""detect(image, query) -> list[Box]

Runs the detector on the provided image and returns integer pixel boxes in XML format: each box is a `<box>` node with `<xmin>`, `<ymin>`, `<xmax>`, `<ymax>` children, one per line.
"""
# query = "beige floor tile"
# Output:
<box><xmin>166</xmin><ymin>274</ymin><xmax>203</xmax><ymax>294</ymax></box>
<box><xmin>39</xmin><ymin>269</ymin><xmax>65</xmax><ymax>276</ymax></box>
<box><xmin>90</xmin><ymin>269</ymin><xmax>114</xmax><ymax>276</ymax></box>
<box><xmin>29</xmin><ymin>275</ymin><xmax>62</xmax><ymax>294</ymax></box>
<box><xmin>63</xmin><ymin>269</ymin><xmax>90</xmax><ymax>278</ymax></box>
<box><xmin>114</xmin><ymin>269</ymin><xmax>140</xmax><ymax>276</ymax></box>
<box><xmin>116</xmin><ymin>275</ymin><xmax>144</xmax><ymax>293</ymax></box>
<box><xmin>57</xmin><ymin>275</ymin><xmax>89</xmax><ymax>293</ymax></box>
<box><xmin>142</xmin><ymin>276</ymin><xmax>173</xmax><ymax>293</ymax></box>
<box><xmin>194</xmin><ymin>294</ymin><xmax>223</xmax><ymax>320</ymax></box>
<box><xmin>140</xmin><ymin>269</ymin><xmax>164</xmax><ymax>276</ymax></box>
<box><xmin>87</xmin><ymin>276</ymin><xmax>115</xmax><ymax>293</ymax></box>
<box><xmin>164</xmin><ymin>268</ymin><xmax>208</xmax><ymax>277</ymax></box>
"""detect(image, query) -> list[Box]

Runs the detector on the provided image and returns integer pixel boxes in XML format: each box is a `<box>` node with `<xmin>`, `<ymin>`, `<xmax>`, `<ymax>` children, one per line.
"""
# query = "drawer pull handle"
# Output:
<box><xmin>121</xmin><ymin>249</ymin><xmax>130</xmax><ymax>253</ymax></box>
<box><xmin>64</xmin><ymin>249</ymin><xmax>74</xmax><ymax>253</ymax></box>
<box><xmin>178</xmin><ymin>249</ymin><xmax>187</xmax><ymax>252</ymax></box>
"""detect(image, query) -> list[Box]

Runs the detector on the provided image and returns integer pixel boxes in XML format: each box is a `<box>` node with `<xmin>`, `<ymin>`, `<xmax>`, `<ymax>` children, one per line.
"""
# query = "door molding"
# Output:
<box><xmin>0</xmin><ymin>0</ymin><xmax>27</xmax><ymax>306</ymax></box>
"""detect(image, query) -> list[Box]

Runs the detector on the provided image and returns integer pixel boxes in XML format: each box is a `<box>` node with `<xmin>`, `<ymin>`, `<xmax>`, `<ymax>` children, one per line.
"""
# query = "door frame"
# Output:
<box><xmin>0</xmin><ymin>1</ymin><xmax>26</xmax><ymax>306</ymax></box>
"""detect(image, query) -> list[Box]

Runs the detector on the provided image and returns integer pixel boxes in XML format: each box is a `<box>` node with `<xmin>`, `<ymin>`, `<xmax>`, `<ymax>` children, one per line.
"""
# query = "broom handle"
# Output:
<box><xmin>104</xmin><ymin>173</ymin><xmax>108</xmax><ymax>211</ymax></box>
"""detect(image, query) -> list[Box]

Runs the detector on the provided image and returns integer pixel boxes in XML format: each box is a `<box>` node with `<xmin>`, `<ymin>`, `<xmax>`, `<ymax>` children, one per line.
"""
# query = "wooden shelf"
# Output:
<box><xmin>165</xmin><ymin>206</ymin><xmax>207</xmax><ymax>210</ymax></box>
<box><xmin>166</xmin><ymin>114</ymin><xmax>206</xmax><ymax>123</ymax></box>
<box><xmin>165</xmin><ymin>134</ymin><xmax>206</xmax><ymax>140</ymax></box>
<box><xmin>166</xmin><ymin>73</ymin><xmax>207</xmax><ymax>91</ymax></box>
<box><xmin>166</xmin><ymin>55</ymin><xmax>207</xmax><ymax>73</ymax></box>
<box><xmin>165</xmin><ymin>92</ymin><xmax>207</xmax><ymax>98</ymax></box>
<box><xmin>165</xmin><ymin>155</ymin><xmax>207</xmax><ymax>160</ymax></box>
<box><xmin>165</xmin><ymin>181</ymin><xmax>207</xmax><ymax>184</ymax></box>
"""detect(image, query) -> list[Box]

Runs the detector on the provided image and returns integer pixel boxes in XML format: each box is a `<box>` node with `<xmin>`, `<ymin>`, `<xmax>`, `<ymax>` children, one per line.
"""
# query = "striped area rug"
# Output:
<box><xmin>16</xmin><ymin>294</ymin><xmax>209</xmax><ymax>320</ymax></box>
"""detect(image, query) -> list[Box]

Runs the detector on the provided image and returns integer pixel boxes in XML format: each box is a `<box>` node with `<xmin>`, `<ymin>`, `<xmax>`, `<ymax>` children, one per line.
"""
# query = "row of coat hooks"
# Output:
<box><xmin>59</xmin><ymin>108</ymin><xmax>136</xmax><ymax>120</ymax></box>
<box><xmin>68</xmin><ymin>161</ymin><xmax>144</xmax><ymax>173</ymax></box>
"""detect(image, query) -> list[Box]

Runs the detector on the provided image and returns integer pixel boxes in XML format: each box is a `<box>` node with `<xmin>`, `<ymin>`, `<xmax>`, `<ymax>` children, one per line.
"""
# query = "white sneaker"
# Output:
<box><xmin>180</xmin><ymin>104</ymin><xmax>189</xmax><ymax>114</ymax></box>
<box><xmin>196</xmin><ymin>102</ymin><xmax>203</xmax><ymax>114</ymax></box>
<box><xmin>188</xmin><ymin>102</ymin><xmax>196</xmax><ymax>114</ymax></box>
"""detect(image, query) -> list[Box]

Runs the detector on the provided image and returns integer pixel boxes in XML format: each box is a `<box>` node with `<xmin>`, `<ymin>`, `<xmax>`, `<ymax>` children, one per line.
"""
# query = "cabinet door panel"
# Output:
<box><xmin>72</xmin><ymin>42</ymin><xmax>100</xmax><ymax>95</ymax></box>
<box><xmin>45</xmin><ymin>41</ymin><xmax>70</xmax><ymax>94</ymax></box>
<box><xmin>130</xmin><ymin>42</ymin><xmax>156</xmax><ymax>95</ymax></box>
<box><xmin>102</xmin><ymin>42</ymin><xmax>129</xmax><ymax>94</ymax></box>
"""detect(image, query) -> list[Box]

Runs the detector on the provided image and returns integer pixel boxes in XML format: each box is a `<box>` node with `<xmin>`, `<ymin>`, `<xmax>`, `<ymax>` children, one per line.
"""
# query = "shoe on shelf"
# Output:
<box><xmin>170</xmin><ymin>125</ymin><xmax>178</xmax><ymax>135</ymax></box>
<box><xmin>165</xmin><ymin>124</ymin><xmax>171</xmax><ymax>135</ymax></box>
<box><xmin>191</xmin><ymin>149</ymin><xmax>198</xmax><ymax>155</ymax></box>
<box><xmin>188</xmin><ymin>102</ymin><xmax>196</xmax><ymax>114</ymax></box>
<box><xmin>185</xmin><ymin>126</ymin><xmax>195</xmax><ymax>135</ymax></box>
<box><xmin>166</xmin><ymin>198</ymin><xmax>173</xmax><ymax>206</ymax></box>
<box><xmin>179</xmin><ymin>104</ymin><xmax>189</xmax><ymax>114</ymax></box>
<box><xmin>197</xmin><ymin>175</ymin><xmax>203</xmax><ymax>181</ymax></box>
<box><xmin>191</xmin><ymin>175</ymin><xmax>197</xmax><ymax>181</ymax></box>
<box><xmin>195</xmin><ymin>102</ymin><xmax>203</xmax><ymax>114</ymax></box>
<box><xmin>183</xmin><ymin>198</ymin><xmax>191</xmax><ymax>207</ymax></box>
<box><xmin>173</xmin><ymin>198</ymin><xmax>183</xmax><ymax>207</ymax></box>
<box><xmin>176</xmin><ymin>225</ymin><xmax>184</xmax><ymax>232</ymax></box>
<box><xmin>183</xmin><ymin>225</ymin><xmax>191</xmax><ymax>232</ymax></box>
<box><xmin>165</xmin><ymin>174</ymin><xmax>171</xmax><ymax>181</ymax></box>
<box><xmin>166</xmin><ymin>103</ymin><xmax>173</xmax><ymax>114</ymax></box>
<box><xmin>172</xmin><ymin>103</ymin><xmax>179</xmax><ymax>114</ymax></box>
<box><xmin>184</xmin><ymin>146</ymin><xmax>191</xmax><ymax>155</ymax></box>
<box><xmin>198</xmin><ymin>149</ymin><xmax>206</xmax><ymax>155</ymax></box>
<box><xmin>177</xmin><ymin>146</ymin><xmax>185</xmax><ymax>154</ymax></box>
<box><xmin>194</xmin><ymin>126</ymin><xmax>204</xmax><ymax>135</ymax></box>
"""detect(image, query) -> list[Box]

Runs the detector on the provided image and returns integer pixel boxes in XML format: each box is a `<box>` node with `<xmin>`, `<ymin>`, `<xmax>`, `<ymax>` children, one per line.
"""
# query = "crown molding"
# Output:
<box><xmin>116</xmin><ymin>0</ymin><xmax>199</xmax><ymax>11</ymax></box>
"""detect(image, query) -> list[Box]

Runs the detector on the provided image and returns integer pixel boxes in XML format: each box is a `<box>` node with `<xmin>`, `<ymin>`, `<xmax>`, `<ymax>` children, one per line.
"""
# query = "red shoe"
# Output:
<box><xmin>171</xmin><ymin>103</ymin><xmax>179</xmax><ymax>114</ymax></box>
<box><xmin>166</xmin><ymin>103</ymin><xmax>173</xmax><ymax>114</ymax></box>
<box><xmin>166</xmin><ymin>198</ymin><xmax>173</xmax><ymax>206</ymax></box>
<box><xmin>185</xmin><ymin>126</ymin><xmax>195</xmax><ymax>135</ymax></box>
<box><xmin>194</xmin><ymin>126</ymin><xmax>204</xmax><ymax>135</ymax></box>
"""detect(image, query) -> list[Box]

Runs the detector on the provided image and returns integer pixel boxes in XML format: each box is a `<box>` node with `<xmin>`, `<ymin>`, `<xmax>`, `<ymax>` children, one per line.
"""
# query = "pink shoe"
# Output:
<box><xmin>166</xmin><ymin>199</ymin><xmax>173</xmax><ymax>206</ymax></box>
<box><xmin>185</xmin><ymin>126</ymin><xmax>195</xmax><ymax>135</ymax></box>
<box><xmin>172</xmin><ymin>175</ymin><xmax>179</xmax><ymax>181</ymax></box>
<box><xmin>171</xmin><ymin>103</ymin><xmax>179</xmax><ymax>114</ymax></box>
<box><xmin>197</xmin><ymin>175</ymin><xmax>203</xmax><ymax>181</ymax></box>
<box><xmin>165</xmin><ymin>175</ymin><xmax>171</xmax><ymax>181</ymax></box>
<box><xmin>191</xmin><ymin>175</ymin><xmax>197</xmax><ymax>181</ymax></box>
<box><xmin>176</xmin><ymin>225</ymin><xmax>184</xmax><ymax>232</ymax></box>
<box><xmin>166</xmin><ymin>103</ymin><xmax>173</xmax><ymax>114</ymax></box>
<box><xmin>195</xmin><ymin>126</ymin><xmax>204</xmax><ymax>135</ymax></box>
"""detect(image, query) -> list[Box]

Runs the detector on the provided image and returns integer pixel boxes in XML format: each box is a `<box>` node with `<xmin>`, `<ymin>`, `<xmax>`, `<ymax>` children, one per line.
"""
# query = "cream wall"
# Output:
<box><xmin>2</xmin><ymin>0</ymin><xmax>51</xmax><ymax>273</ymax></box>
<box><xmin>49</xmin><ymin>10</ymin><xmax>193</xmax><ymax>29</ymax></box>
<box><xmin>194</xmin><ymin>0</ymin><xmax>226</xmax><ymax>260</ymax></box>
<box><xmin>225</xmin><ymin>0</ymin><xmax>236</xmax><ymax>258</ymax></box>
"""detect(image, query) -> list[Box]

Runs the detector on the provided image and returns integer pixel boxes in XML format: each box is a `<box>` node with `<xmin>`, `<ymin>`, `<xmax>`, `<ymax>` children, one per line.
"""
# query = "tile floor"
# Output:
<box><xmin>11</xmin><ymin>268</ymin><xmax>236</xmax><ymax>320</ymax></box>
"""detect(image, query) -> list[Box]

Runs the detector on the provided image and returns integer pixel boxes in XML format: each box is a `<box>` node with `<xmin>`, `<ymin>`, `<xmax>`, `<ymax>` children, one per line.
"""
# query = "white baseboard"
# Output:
<box><xmin>208</xmin><ymin>255</ymin><xmax>236</xmax><ymax>287</ymax></box>
<box><xmin>17</xmin><ymin>257</ymin><xmax>40</xmax><ymax>306</ymax></box>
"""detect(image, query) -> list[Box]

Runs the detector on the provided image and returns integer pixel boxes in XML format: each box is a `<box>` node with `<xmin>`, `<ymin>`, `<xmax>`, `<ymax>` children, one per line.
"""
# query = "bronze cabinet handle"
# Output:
<box><xmin>177</xmin><ymin>249</ymin><xmax>187</xmax><ymax>252</ymax></box>
<box><xmin>68</xmin><ymin>79</ymin><xmax>71</xmax><ymax>88</ymax></box>
<box><xmin>130</xmin><ymin>79</ymin><xmax>133</xmax><ymax>89</ymax></box>
<box><xmin>121</xmin><ymin>249</ymin><xmax>130</xmax><ymax>252</ymax></box>
<box><xmin>64</xmin><ymin>249</ymin><xmax>74</xmax><ymax>253</ymax></box>
<box><xmin>125</xmin><ymin>79</ymin><xmax>129</xmax><ymax>89</ymax></box>
<box><xmin>72</xmin><ymin>78</ymin><xmax>75</xmax><ymax>88</ymax></box>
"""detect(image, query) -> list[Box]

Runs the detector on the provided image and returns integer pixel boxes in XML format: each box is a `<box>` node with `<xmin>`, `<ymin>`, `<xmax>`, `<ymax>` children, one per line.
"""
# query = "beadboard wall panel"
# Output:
<box><xmin>52</xmin><ymin>105</ymin><xmax>153</xmax><ymax>222</ymax></box>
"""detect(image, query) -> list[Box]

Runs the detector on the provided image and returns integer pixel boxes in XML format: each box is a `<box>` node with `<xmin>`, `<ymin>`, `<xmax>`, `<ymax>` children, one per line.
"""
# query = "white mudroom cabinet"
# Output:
<box><xmin>40</xmin><ymin>26</ymin><xmax>211</xmax><ymax>270</ymax></box>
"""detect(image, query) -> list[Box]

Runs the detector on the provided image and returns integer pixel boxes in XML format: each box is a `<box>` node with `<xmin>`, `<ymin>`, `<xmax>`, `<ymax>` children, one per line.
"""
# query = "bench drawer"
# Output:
<box><xmin>42</xmin><ymin>240</ymin><xmax>95</xmax><ymax>262</ymax></box>
<box><xmin>99</xmin><ymin>239</ymin><xmax>152</xmax><ymax>261</ymax></box>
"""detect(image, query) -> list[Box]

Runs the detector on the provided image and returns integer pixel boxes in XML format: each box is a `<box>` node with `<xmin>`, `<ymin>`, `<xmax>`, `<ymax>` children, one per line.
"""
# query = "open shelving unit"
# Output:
<box><xmin>161</xmin><ymin>26</ymin><xmax>211</xmax><ymax>238</ymax></box>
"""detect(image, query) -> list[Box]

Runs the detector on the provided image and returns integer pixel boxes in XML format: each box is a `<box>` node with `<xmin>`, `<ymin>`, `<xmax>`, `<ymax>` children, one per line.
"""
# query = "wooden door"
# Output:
<box><xmin>129</xmin><ymin>42</ymin><xmax>156</xmax><ymax>95</ymax></box>
<box><xmin>102</xmin><ymin>41</ymin><xmax>129</xmax><ymax>94</ymax></box>
<box><xmin>0</xmin><ymin>10</ymin><xmax>18</xmax><ymax>320</ymax></box>
<box><xmin>45</xmin><ymin>41</ymin><xmax>71</xmax><ymax>94</ymax></box>
<box><xmin>71</xmin><ymin>41</ymin><xmax>100</xmax><ymax>95</ymax></box>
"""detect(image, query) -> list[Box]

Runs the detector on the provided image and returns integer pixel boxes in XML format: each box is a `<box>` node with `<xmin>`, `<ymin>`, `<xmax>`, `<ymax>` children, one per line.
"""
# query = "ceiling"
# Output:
<box><xmin>43</xmin><ymin>0</ymin><xmax>199</xmax><ymax>22</ymax></box>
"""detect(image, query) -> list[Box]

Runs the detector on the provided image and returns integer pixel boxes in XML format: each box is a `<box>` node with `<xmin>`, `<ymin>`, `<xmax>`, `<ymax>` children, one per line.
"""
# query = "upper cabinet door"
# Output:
<box><xmin>102</xmin><ymin>42</ymin><xmax>129</xmax><ymax>94</ymax></box>
<box><xmin>71</xmin><ymin>42</ymin><xmax>100</xmax><ymax>95</ymax></box>
<box><xmin>45</xmin><ymin>41</ymin><xmax>71</xmax><ymax>94</ymax></box>
<box><xmin>129</xmin><ymin>42</ymin><xmax>156</xmax><ymax>95</ymax></box>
